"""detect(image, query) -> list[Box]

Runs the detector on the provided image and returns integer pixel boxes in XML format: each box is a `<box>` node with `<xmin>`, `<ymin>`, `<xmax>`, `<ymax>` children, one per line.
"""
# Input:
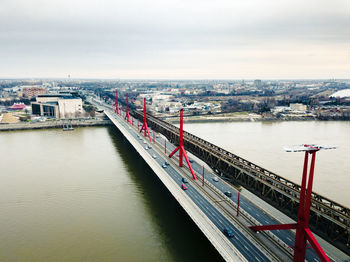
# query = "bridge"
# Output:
<box><xmin>133</xmin><ymin>111</ymin><xmax>350</xmax><ymax>255</ymax></box>
<box><xmin>92</xmin><ymin>96</ymin><xmax>349</xmax><ymax>262</ymax></box>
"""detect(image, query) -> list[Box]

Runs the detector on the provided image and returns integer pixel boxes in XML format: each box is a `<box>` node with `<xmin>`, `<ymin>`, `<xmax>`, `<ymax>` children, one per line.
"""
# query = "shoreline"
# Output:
<box><xmin>0</xmin><ymin>118</ymin><xmax>112</xmax><ymax>131</ymax></box>
<box><xmin>166</xmin><ymin>116</ymin><xmax>317</xmax><ymax>124</ymax></box>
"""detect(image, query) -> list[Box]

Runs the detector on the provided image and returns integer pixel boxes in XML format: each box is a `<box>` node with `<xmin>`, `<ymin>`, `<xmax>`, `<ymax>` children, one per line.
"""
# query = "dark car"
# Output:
<box><xmin>182</xmin><ymin>177</ymin><xmax>188</xmax><ymax>183</ymax></box>
<box><xmin>223</xmin><ymin>228</ymin><xmax>234</xmax><ymax>237</ymax></box>
<box><xmin>224</xmin><ymin>191</ymin><xmax>232</xmax><ymax>197</ymax></box>
<box><xmin>164</xmin><ymin>161</ymin><xmax>170</xmax><ymax>166</ymax></box>
<box><xmin>189</xmin><ymin>159</ymin><xmax>194</xmax><ymax>163</ymax></box>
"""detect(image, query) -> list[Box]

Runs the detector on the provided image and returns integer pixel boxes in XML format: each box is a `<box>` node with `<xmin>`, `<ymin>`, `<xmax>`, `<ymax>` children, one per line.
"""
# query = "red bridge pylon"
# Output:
<box><xmin>169</xmin><ymin>109</ymin><xmax>197</xmax><ymax>180</ymax></box>
<box><xmin>115</xmin><ymin>89</ymin><xmax>120</xmax><ymax>115</ymax></box>
<box><xmin>139</xmin><ymin>98</ymin><xmax>152</xmax><ymax>142</ymax></box>
<box><xmin>124</xmin><ymin>93</ymin><xmax>131</xmax><ymax>123</ymax></box>
<box><xmin>249</xmin><ymin>144</ymin><xmax>335</xmax><ymax>262</ymax></box>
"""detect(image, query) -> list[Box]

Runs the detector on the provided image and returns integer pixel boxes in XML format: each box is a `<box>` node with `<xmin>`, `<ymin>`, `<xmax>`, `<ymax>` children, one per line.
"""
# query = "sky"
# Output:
<box><xmin>0</xmin><ymin>0</ymin><xmax>349</xmax><ymax>79</ymax></box>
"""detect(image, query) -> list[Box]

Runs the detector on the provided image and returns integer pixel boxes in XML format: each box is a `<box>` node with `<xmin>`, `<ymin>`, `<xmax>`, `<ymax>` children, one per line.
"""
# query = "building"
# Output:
<box><xmin>8</xmin><ymin>103</ymin><xmax>27</xmax><ymax>111</ymax></box>
<box><xmin>290</xmin><ymin>103</ymin><xmax>307</xmax><ymax>112</ymax></box>
<box><xmin>254</xmin><ymin>79</ymin><xmax>262</xmax><ymax>87</ymax></box>
<box><xmin>330</xmin><ymin>89</ymin><xmax>350</xmax><ymax>99</ymax></box>
<box><xmin>31</xmin><ymin>94</ymin><xmax>82</xmax><ymax>118</ymax></box>
<box><xmin>23</xmin><ymin>86</ymin><xmax>47</xmax><ymax>98</ymax></box>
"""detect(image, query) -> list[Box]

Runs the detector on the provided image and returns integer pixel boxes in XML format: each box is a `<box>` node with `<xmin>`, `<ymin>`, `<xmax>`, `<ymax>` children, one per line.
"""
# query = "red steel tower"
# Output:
<box><xmin>115</xmin><ymin>89</ymin><xmax>120</xmax><ymax>115</ymax></box>
<box><xmin>249</xmin><ymin>144</ymin><xmax>335</xmax><ymax>262</ymax></box>
<box><xmin>124</xmin><ymin>93</ymin><xmax>131</xmax><ymax>123</ymax></box>
<box><xmin>169</xmin><ymin>109</ymin><xmax>197</xmax><ymax>180</ymax></box>
<box><xmin>139</xmin><ymin>98</ymin><xmax>152</xmax><ymax>141</ymax></box>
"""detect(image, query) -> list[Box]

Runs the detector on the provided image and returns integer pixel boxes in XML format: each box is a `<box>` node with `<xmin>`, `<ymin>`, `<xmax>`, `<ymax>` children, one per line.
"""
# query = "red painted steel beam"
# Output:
<box><xmin>249</xmin><ymin>149</ymin><xmax>330</xmax><ymax>262</ymax></box>
<box><xmin>115</xmin><ymin>89</ymin><xmax>120</xmax><ymax>115</ymax></box>
<box><xmin>139</xmin><ymin>98</ymin><xmax>152</xmax><ymax>142</ymax></box>
<box><xmin>168</xmin><ymin>109</ymin><xmax>197</xmax><ymax>180</ymax></box>
<box><xmin>304</xmin><ymin>228</ymin><xmax>330</xmax><ymax>262</ymax></box>
<box><xmin>294</xmin><ymin>152</ymin><xmax>309</xmax><ymax>261</ymax></box>
<box><xmin>124</xmin><ymin>93</ymin><xmax>131</xmax><ymax>123</ymax></box>
<box><xmin>181</xmin><ymin>145</ymin><xmax>196</xmax><ymax>179</ymax></box>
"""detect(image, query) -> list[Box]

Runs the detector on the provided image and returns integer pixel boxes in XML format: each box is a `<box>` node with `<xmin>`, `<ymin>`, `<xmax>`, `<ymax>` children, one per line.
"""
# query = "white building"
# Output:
<box><xmin>32</xmin><ymin>94</ymin><xmax>83</xmax><ymax>118</ymax></box>
<box><xmin>290</xmin><ymin>103</ymin><xmax>307</xmax><ymax>112</ymax></box>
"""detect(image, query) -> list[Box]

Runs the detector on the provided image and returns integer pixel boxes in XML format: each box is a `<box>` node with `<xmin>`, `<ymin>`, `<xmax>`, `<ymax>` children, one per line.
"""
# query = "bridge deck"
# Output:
<box><xmin>133</xmin><ymin>110</ymin><xmax>350</xmax><ymax>256</ymax></box>
<box><xmin>92</xmin><ymin>97</ymin><xmax>349</xmax><ymax>262</ymax></box>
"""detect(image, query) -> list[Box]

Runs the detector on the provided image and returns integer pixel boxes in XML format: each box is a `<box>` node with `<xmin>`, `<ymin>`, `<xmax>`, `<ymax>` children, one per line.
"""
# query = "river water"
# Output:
<box><xmin>0</xmin><ymin>127</ymin><xmax>222</xmax><ymax>262</ymax></box>
<box><xmin>183</xmin><ymin>121</ymin><xmax>350</xmax><ymax>207</ymax></box>
<box><xmin>0</xmin><ymin>121</ymin><xmax>349</xmax><ymax>261</ymax></box>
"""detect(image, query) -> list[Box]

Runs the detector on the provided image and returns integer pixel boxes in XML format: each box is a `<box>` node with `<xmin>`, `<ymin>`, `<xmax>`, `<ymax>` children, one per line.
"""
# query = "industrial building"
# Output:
<box><xmin>31</xmin><ymin>94</ymin><xmax>83</xmax><ymax>119</ymax></box>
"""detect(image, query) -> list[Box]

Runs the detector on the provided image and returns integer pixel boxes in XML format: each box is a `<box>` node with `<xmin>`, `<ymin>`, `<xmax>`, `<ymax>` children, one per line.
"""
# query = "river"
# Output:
<box><xmin>0</xmin><ymin>127</ymin><xmax>222</xmax><ymax>262</ymax></box>
<box><xmin>1</xmin><ymin>121</ymin><xmax>349</xmax><ymax>261</ymax></box>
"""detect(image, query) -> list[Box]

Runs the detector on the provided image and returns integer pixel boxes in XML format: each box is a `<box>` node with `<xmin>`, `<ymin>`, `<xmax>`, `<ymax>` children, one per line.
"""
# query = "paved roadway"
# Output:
<box><xmin>108</xmin><ymin>108</ymin><xmax>273</xmax><ymax>262</ymax></box>
<box><xmin>153</xmin><ymin>133</ymin><xmax>322</xmax><ymax>262</ymax></box>
<box><xmin>97</xmin><ymin>100</ymin><xmax>326</xmax><ymax>262</ymax></box>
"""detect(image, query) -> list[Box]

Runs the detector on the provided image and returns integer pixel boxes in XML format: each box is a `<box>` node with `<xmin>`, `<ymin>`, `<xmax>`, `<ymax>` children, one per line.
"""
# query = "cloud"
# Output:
<box><xmin>0</xmin><ymin>0</ymin><xmax>349</xmax><ymax>78</ymax></box>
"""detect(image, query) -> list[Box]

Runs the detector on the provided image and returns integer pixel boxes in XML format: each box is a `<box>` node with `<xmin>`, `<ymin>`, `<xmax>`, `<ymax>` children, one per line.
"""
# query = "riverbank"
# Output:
<box><xmin>0</xmin><ymin>118</ymin><xmax>112</xmax><ymax>131</ymax></box>
<box><xmin>165</xmin><ymin>113</ymin><xmax>317</xmax><ymax>123</ymax></box>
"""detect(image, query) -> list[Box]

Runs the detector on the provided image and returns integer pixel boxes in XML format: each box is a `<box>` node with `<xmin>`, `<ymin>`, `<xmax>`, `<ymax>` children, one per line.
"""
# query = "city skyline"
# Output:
<box><xmin>1</xmin><ymin>0</ymin><xmax>349</xmax><ymax>79</ymax></box>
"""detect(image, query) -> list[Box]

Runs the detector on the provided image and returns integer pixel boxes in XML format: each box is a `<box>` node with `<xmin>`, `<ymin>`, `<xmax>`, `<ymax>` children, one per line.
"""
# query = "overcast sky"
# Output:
<box><xmin>0</xmin><ymin>0</ymin><xmax>349</xmax><ymax>79</ymax></box>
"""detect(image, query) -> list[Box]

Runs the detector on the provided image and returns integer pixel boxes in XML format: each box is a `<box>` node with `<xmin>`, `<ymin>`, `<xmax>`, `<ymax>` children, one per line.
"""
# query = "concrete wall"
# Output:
<box><xmin>58</xmin><ymin>98</ymin><xmax>83</xmax><ymax>118</ymax></box>
<box><xmin>36</xmin><ymin>96</ymin><xmax>60</xmax><ymax>103</ymax></box>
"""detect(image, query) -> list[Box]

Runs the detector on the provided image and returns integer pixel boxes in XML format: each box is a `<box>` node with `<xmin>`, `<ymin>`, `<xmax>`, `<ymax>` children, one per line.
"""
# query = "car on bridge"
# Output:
<box><xmin>212</xmin><ymin>177</ymin><xmax>219</xmax><ymax>182</ymax></box>
<box><xmin>223</xmin><ymin>227</ymin><xmax>234</xmax><ymax>238</ymax></box>
<box><xmin>224</xmin><ymin>191</ymin><xmax>232</xmax><ymax>197</ymax></box>
<box><xmin>181</xmin><ymin>184</ymin><xmax>188</xmax><ymax>190</ymax></box>
<box><xmin>152</xmin><ymin>154</ymin><xmax>157</xmax><ymax>159</ymax></box>
<box><xmin>162</xmin><ymin>164</ymin><xmax>167</xmax><ymax>168</ymax></box>
<box><xmin>164</xmin><ymin>161</ymin><xmax>169</xmax><ymax>166</ymax></box>
<box><xmin>182</xmin><ymin>177</ymin><xmax>188</xmax><ymax>183</ymax></box>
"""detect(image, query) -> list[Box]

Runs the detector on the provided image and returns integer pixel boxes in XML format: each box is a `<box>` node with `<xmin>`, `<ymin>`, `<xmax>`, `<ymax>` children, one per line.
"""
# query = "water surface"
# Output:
<box><xmin>0</xmin><ymin>127</ymin><xmax>222</xmax><ymax>262</ymax></box>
